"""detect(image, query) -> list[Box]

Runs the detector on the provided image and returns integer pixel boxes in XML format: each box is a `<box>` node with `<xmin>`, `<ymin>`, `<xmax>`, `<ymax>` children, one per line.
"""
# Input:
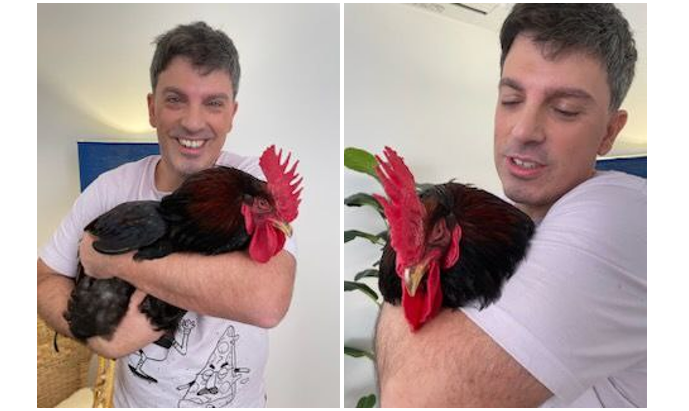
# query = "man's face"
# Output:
<box><xmin>148</xmin><ymin>56</ymin><xmax>238</xmax><ymax>190</ymax></box>
<box><xmin>494</xmin><ymin>34</ymin><xmax>627</xmax><ymax>219</ymax></box>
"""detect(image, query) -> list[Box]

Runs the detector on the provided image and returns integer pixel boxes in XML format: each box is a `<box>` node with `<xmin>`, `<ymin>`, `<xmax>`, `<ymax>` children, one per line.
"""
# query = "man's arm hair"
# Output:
<box><xmin>37</xmin><ymin>258</ymin><xmax>164</xmax><ymax>359</ymax></box>
<box><xmin>80</xmin><ymin>233</ymin><xmax>297</xmax><ymax>329</ymax></box>
<box><xmin>130</xmin><ymin>251</ymin><xmax>296</xmax><ymax>329</ymax></box>
<box><xmin>375</xmin><ymin>303</ymin><xmax>552</xmax><ymax>407</ymax></box>
<box><xmin>37</xmin><ymin>259</ymin><xmax>76</xmax><ymax>338</ymax></box>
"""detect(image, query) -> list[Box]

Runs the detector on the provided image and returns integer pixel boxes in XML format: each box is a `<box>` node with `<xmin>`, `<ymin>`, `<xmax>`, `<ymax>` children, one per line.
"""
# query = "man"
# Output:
<box><xmin>375</xmin><ymin>4</ymin><xmax>645</xmax><ymax>407</ymax></box>
<box><xmin>37</xmin><ymin>22</ymin><xmax>296</xmax><ymax>407</ymax></box>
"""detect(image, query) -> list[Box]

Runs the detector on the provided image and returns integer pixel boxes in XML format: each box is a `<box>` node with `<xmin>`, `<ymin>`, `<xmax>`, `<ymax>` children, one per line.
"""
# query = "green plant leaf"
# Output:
<box><xmin>344</xmin><ymin>230</ymin><xmax>384</xmax><ymax>245</ymax></box>
<box><xmin>344</xmin><ymin>346</ymin><xmax>375</xmax><ymax>360</ymax></box>
<box><xmin>376</xmin><ymin>229</ymin><xmax>389</xmax><ymax>244</ymax></box>
<box><xmin>344</xmin><ymin>280</ymin><xmax>380</xmax><ymax>304</ymax></box>
<box><xmin>356</xmin><ymin>394</ymin><xmax>377</xmax><ymax>408</ymax></box>
<box><xmin>416</xmin><ymin>182</ymin><xmax>434</xmax><ymax>192</ymax></box>
<box><xmin>344</xmin><ymin>147</ymin><xmax>379</xmax><ymax>181</ymax></box>
<box><xmin>354</xmin><ymin>269</ymin><xmax>379</xmax><ymax>281</ymax></box>
<box><xmin>344</xmin><ymin>193</ymin><xmax>383</xmax><ymax>214</ymax></box>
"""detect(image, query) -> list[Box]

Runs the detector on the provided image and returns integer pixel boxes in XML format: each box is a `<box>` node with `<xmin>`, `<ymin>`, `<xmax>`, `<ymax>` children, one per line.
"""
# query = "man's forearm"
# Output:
<box><xmin>87</xmin><ymin>290</ymin><xmax>165</xmax><ymax>359</ymax></box>
<box><xmin>115</xmin><ymin>250</ymin><xmax>296</xmax><ymax>328</ymax></box>
<box><xmin>37</xmin><ymin>260</ymin><xmax>76</xmax><ymax>338</ymax></box>
<box><xmin>375</xmin><ymin>303</ymin><xmax>551</xmax><ymax>407</ymax></box>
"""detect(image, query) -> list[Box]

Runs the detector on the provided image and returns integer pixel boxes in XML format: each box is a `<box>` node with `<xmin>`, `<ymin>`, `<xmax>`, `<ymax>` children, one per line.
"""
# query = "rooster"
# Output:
<box><xmin>374</xmin><ymin>147</ymin><xmax>534</xmax><ymax>331</ymax></box>
<box><xmin>64</xmin><ymin>145</ymin><xmax>302</xmax><ymax>341</ymax></box>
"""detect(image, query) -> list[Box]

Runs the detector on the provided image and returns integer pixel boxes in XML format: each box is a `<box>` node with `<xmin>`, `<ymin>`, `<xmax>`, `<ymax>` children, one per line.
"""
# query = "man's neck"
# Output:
<box><xmin>154</xmin><ymin>159</ymin><xmax>185</xmax><ymax>193</ymax></box>
<box><xmin>516</xmin><ymin>203</ymin><xmax>550</xmax><ymax>224</ymax></box>
<box><xmin>517</xmin><ymin>170</ymin><xmax>599</xmax><ymax>223</ymax></box>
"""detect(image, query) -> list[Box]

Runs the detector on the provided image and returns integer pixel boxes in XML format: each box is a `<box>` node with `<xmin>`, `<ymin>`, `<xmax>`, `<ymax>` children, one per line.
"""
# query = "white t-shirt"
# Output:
<box><xmin>40</xmin><ymin>151</ymin><xmax>297</xmax><ymax>408</ymax></box>
<box><xmin>462</xmin><ymin>171</ymin><xmax>646</xmax><ymax>407</ymax></box>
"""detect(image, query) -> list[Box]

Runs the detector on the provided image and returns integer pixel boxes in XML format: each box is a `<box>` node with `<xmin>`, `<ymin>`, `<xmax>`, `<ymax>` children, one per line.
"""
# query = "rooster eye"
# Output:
<box><xmin>255</xmin><ymin>198</ymin><xmax>270</xmax><ymax>210</ymax></box>
<box><xmin>429</xmin><ymin>219</ymin><xmax>448</xmax><ymax>244</ymax></box>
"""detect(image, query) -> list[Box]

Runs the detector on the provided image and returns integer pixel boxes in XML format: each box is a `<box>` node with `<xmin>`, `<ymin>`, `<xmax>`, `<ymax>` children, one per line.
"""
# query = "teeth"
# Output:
<box><xmin>512</xmin><ymin>158</ymin><xmax>538</xmax><ymax>169</ymax></box>
<box><xmin>178</xmin><ymin>138</ymin><xmax>205</xmax><ymax>149</ymax></box>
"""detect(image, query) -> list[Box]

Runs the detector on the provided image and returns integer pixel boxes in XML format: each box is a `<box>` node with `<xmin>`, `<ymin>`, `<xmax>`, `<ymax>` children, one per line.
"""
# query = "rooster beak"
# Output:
<box><xmin>404</xmin><ymin>263</ymin><xmax>427</xmax><ymax>297</ymax></box>
<box><xmin>270</xmin><ymin>219</ymin><xmax>293</xmax><ymax>237</ymax></box>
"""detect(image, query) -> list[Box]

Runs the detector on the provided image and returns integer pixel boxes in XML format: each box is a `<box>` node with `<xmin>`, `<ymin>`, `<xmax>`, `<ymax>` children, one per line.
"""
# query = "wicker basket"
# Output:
<box><xmin>37</xmin><ymin>316</ymin><xmax>92</xmax><ymax>407</ymax></box>
<box><xmin>36</xmin><ymin>318</ymin><xmax>92</xmax><ymax>407</ymax></box>
<box><xmin>38</xmin><ymin>315</ymin><xmax>123</xmax><ymax>408</ymax></box>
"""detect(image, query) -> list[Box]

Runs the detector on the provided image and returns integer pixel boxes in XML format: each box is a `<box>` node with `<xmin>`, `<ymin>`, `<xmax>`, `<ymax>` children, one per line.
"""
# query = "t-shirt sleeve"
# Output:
<box><xmin>461</xmin><ymin>177</ymin><xmax>646</xmax><ymax>403</ymax></box>
<box><xmin>38</xmin><ymin>175</ymin><xmax>114</xmax><ymax>277</ymax></box>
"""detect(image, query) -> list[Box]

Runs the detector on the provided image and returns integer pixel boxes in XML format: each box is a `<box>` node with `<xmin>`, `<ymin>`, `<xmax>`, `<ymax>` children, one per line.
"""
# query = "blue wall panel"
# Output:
<box><xmin>596</xmin><ymin>156</ymin><xmax>646</xmax><ymax>179</ymax></box>
<box><xmin>77</xmin><ymin>141</ymin><xmax>160</xmax><ymax>191</ymax></box>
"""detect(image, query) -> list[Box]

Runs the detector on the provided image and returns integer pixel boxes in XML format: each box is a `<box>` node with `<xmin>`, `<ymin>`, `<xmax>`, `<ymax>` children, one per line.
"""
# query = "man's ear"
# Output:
<box><xmin>227</xmin><ymin>100</ymin><xmax>239</xmax><ymax>133</ymax></box>
<box><xmin>147</xmin><ymin>93</ymin><xmax>157</xmax><ymax>128</ymax></box>
<box><xmin>598</xmin><ymin>109</ymin><xmax>628</xmax><ymax>156</ymax></box>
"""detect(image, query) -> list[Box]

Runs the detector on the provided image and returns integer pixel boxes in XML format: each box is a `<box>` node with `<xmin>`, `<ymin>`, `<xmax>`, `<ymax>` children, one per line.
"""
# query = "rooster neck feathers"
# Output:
<box><xmin>159</xmin><ymin>167</ymin><xmax>259</xmax><ymax>254</ymax></box>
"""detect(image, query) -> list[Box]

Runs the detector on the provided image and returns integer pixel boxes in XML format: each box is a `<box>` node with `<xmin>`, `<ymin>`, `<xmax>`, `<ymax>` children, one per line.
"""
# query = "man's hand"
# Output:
<box><xmin>79</xmin><ymin>232</ymin><xmax>134</xmax><ymax>280</ymax></box>
<box><xmin>87</xmin><ymin>289</ymin><xmax>165</xmax><ymax>359</ymax></box>
<box><xmin>375</xmin><ymin>303</ymin><xmax>552</xmax><ymax>407</ymax></box>
<box><xmin>38</xmin><ymin>258</ymin><xmax>162</xmax><ymax>359</ymax></box>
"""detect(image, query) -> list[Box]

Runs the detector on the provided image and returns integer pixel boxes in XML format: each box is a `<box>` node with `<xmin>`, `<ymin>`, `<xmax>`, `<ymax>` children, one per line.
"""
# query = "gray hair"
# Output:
<box><xmin>500</xmin><ymin>4</ymin><xmax>637</xmax><ymax>111</ymax></box>
<box><xmin>150</xmin><ymin>21</ymin><xmax>241</xmax><ymax>98</ymax></box>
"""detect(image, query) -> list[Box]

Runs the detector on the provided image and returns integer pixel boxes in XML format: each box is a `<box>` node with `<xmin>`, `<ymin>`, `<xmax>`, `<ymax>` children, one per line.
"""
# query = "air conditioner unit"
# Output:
<box><xmin>408</xmin><ymin>3</ymin><xmax>513</xmax><ymax>32</ymax></box>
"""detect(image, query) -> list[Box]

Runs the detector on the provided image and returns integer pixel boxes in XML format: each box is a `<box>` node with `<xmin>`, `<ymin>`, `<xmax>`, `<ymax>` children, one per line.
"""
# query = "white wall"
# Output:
<box><xmin>343</xmin><ymin>3</ymin><xmax>646</xmax><ymax>407</ymax></box>
<box><xmin>37</xmin><ymin>4</ymin><xmax>339</xmax><ymax>407</ymax></box>
<box><xmin>344</xmin><ymin>5</ymin><xmax>504</xmax><ymax>404</ymax></box>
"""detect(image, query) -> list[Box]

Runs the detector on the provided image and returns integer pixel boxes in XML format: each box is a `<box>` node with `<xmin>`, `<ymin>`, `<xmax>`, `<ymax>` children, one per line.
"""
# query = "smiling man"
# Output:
<box><xmin>37</xmin><ymin>22</ymin><xmax>296</xmax><ymax>407</ymax></box>
<box><xmin>375</xmin><ymin>4</ymin><xmax>646</xmax><ymax>407</ymax></box>
<box><xmin>149</xmin><ymin>51</ymin><xmax>239</xmax><ymax>191</ymax></box>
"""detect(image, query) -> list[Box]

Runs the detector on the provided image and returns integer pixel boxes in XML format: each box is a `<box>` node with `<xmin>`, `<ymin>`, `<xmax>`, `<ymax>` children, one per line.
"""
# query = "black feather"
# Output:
<box><xmin>87</xmin><ymin>201</ymin><xmax>167</xmax><ymax>255</ymax></box>
<box><xmin>64</xmin><ymin>166</ymin><xmax>264</xmax><ymax>341</ymax></box>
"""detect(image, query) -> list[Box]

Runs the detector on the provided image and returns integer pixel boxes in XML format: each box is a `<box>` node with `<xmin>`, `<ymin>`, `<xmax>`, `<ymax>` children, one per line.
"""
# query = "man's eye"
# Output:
<box><xmin>554</xmin><ymin>107</ymin><xmax>580</xmax><ymax>118</ymax></box>
<box><xmin>166</xmin><ymin>96</ymin><xmax>182</xmax><ymax>104</ymax></box>
<box><xmin>207</xmin><ymin>100</ymin><xmax>224</xmax><ymax>108</ymax></box>
<box><xmin>501</xmin><ymin>100</ymin><xmax>521</xmax><ymax>107</ymax></box>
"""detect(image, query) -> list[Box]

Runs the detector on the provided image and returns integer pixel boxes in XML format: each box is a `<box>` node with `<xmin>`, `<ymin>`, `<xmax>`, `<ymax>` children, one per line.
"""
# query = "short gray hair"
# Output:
<box><xmin>500</xmin><ymin>4</ymin><xmax>637</xmax><ymax>111</ymax></box>
<box><xmin>150</xmin><ymin>21</ymin><xmax>241</xmax><ymax>98</ymax></box>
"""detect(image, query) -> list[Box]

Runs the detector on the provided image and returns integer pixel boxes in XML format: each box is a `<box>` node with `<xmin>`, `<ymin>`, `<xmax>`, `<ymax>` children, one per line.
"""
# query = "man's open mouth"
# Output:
<box><xmin>177</xmin><ymin>138</ymin><xmax>207</xmax><ymax>149</ymax></box>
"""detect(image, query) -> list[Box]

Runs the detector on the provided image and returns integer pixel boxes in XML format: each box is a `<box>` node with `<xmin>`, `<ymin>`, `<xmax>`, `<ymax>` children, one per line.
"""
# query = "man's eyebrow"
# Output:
<box><xmin>499</xmin><ymin>77</ymin><xmax>524</xmax><ymax>92</ymax></box>
<box><xmin>499</xmin><ymin>77</ymin><xmax>594</xmax><ymax>101</ymax></box>
<box><xmin>162</xmin><ymin>86</ymin><xmax>186</xmax><ymax>95</ymax></box>
<box><xmin>205</xmin><ymin>93</ymin><xmax>230</xmax><ymax>101</ymax></box>
<box><xmin>547</xmin><ymin>87</ymin><xmax>594</xmax><ymax>102</ymax></box>
<box><xmin>161</xmin><ymin>87</ymin><xmax>230</xmax><ymax>101</ymax></box>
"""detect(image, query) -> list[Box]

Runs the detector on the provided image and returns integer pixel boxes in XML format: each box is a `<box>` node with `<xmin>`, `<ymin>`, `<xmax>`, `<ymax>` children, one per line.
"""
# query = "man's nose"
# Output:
<box><xmin>180</xmin><ymin>104</ymin><xmax>205</xmax><ymax>133</ymax></box>
<box><xmin>510</xmin><ymin>104</ymin><xmax>546</xmax><ymax>145</ymax></box>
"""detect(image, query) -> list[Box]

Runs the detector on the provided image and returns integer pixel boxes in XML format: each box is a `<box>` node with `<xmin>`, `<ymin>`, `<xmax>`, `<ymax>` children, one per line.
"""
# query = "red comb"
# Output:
<box><xmin>373</xmin><ymin>147</ymin><xmax>426</xmax><ymax>271</ymax></box>
<box><xmin>259</xmin><ymin>145</ymin><xmax>303</xmax><ymax>222</ymax></box>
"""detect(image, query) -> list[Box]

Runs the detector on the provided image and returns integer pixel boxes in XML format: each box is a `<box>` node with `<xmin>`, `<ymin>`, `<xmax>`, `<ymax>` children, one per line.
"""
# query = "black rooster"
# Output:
<box><xmin>374</xmin><ymin>147</ymin><xmax>534</xmax><ymax>331</ymax></box>
<box><xmin>64</xmin><ymin>146</ymin><xmax>302</xmax><ymax>341</ymax></box>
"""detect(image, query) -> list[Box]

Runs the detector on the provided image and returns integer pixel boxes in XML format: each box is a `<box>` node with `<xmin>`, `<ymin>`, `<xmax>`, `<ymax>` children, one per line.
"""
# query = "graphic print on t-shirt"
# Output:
<box><xmin>127</xmin><ymin>318</ymin><xmax>197</xmax><ymax>383</ymax></box>
<box><xmin>175</xmin><ymin>325</ymin><xmax>251</xmax><ymax>408</ymax></box>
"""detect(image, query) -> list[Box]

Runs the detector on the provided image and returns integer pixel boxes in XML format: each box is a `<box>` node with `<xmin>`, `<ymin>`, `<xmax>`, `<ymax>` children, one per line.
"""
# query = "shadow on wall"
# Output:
<box><xmin>37</xmin><ymin>78</ymin><xmax>155</xmax><ymax>249</ymax></box>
